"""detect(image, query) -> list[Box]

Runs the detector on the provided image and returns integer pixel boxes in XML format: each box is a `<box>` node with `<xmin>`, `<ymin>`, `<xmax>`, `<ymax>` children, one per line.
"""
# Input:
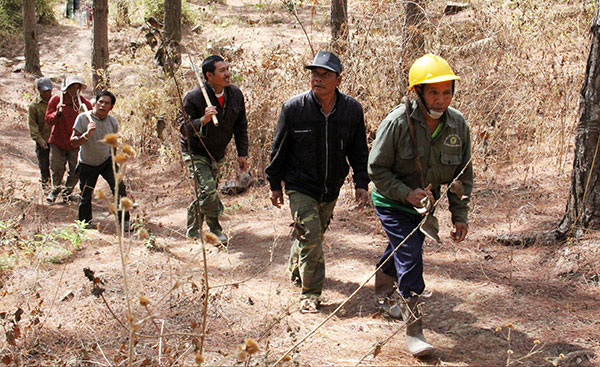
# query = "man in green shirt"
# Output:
<box><xmin>28</xmin><ymin>77</ymin><xmax>53</xmax><ymax>190</ymax></box>
<box><xmin>368</xmin><ymin>54</ymin><xmax>473</xmax><ymax>357</ymax></box>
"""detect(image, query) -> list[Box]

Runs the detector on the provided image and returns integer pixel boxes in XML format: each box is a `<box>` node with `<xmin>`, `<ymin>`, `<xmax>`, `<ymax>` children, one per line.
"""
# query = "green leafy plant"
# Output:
<box><xmin>0</xmin><ymin>219</ymin><xmax>90</xmax><ymax>268</ymax></box>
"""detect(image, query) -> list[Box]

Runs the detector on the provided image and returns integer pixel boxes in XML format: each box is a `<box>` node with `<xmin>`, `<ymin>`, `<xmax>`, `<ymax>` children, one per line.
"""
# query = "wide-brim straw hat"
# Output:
<box><xmin>62</xmin><ymin>75</ymin><xmax>87</xmax><ymax>92</ymax></box>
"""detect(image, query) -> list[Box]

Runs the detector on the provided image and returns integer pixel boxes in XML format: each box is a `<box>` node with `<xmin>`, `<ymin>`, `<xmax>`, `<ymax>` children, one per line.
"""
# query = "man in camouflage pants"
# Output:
<box><xmin>180</xmin><ymin>55</ymin><xmax>248</xmax><ymax>246</ymax></box>
<box><xmin>266</xmin><ymin>51</ymin><xmax>369</xmax><ymax>313</ymax></box>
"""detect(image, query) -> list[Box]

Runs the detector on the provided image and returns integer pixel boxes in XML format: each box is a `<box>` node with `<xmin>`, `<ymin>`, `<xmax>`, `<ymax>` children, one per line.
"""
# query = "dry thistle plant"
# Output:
<box><xmin>495</xmin><ymin>323</ymin><xmax>545</xmax><ymax>366</ymax></box>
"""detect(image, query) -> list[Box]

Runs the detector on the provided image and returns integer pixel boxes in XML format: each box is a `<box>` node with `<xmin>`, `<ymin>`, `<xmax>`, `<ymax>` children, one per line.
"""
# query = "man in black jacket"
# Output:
<box><xmin>180</xmin><ymin>55</ymin><xmax>249</xmax><ymax>245</ymax></box>
<box><xmin>266</xmin><ymin>51</ymin><xmax>369</xmax><ymax>313</ymax></box>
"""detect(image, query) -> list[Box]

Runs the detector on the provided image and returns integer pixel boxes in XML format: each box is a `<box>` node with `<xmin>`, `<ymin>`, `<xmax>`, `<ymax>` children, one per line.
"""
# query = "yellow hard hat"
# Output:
<box><xmin>408</xmin><ymin>54</ymin><xmax>460</xmax><ymax>90</ymax></box>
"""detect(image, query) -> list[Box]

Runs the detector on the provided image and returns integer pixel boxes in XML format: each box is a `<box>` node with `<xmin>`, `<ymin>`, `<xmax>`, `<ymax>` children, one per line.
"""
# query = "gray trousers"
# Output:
<box><xmin>50</xmin><ymin>144</ymin><xmax>79</xmax><ymax>195</ymax></box>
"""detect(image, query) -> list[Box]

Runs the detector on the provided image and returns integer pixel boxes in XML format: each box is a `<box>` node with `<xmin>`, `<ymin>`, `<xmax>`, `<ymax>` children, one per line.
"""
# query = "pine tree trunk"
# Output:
<box><xmin>557</xmin><ymin>0</ymin><xmax>600</xmax><ymax>237</ymax></box>
<box><xmin>92</xmin><ymin>0</ymin><xmax>109</xmax><ymax>93</ymax></box>
<box><xmin>164</xmin><ymin>0</ymin><xmax>181</xmax><ymax>42</ymax></box>
<box><xmin>23</xmin><ymin>0</ymin><xmax>41</xmax><ymax>76</ymax></box>
<box><xmin>330</xmin><ymin>0</ymin><xmax>347</xmax><ymax>45</ymax></box>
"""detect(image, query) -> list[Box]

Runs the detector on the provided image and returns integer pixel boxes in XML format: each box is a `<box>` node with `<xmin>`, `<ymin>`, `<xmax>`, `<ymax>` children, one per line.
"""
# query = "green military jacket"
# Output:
<box><xmin>28</xmin><ymin>96</ymin><xmax>51</xmax><ymax>145</ymax></box>
<box><xmin>368</xmin><ymin>99</ymin><xmax>473</xmax><ymax>224</ymax></box>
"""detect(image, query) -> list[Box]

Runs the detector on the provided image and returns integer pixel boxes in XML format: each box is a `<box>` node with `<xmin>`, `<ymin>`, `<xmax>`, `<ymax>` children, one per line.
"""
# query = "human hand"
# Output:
<box><xmin>238</xmin><ymin>156</ymin><xmax>248</xmax><ymax>172</ymax></box>
<box><xmin>451</xmin><ymin>222</ymin><xmax>468</xmax><ymax>243</ymax></box>
<box><xmin>202</xmin><ymin>106</ymin><xmax>218</xmax><ymax>125</ymax></box>
<box><xmin>87</xmin><ymin>121</ymin><xmax>97</xmax><ymax>135</ymax></box>
<box><xmin>270</xmin><ymin>190</ymin><xmax>284</xmax><ymax>208</ymax></box>
<box><xmin>39</xmin><ymin>141</ymin><xmax>48</xmax><ymax>149</ymax></box>
<box><xmin>354</xmin><ymin>188</ymin><xmax>368</xmax><ymax>210</ymax></box>
<box><xmin>406</xmin><ymin>188</ymin><xmax>434</xmax><ymax>208</ymax></box>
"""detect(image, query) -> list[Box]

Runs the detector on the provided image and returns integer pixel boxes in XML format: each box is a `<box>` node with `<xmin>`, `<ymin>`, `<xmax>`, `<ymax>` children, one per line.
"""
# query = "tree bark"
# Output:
<box><xmin>23</xmin><ymin>0</ymin><xmax>41</xmax><ymax>76</ymax></box>
<box><xmin>557</xmin><ymin>0</ymin><xmax>600</xmax><ymax>237</ymax></box>
<box><xmin>405</xmin><ymin>0</ymin><xmax>425</xmax><ymax>54</ymax></box>
<box><xmin>164</xmin><ymin>0</ymin><xmax>182</xmax><ymax>43</ymax></box>
<box><xmin>330</xmin><ymin>0</ymin><xmax>347</xmax><ymax>46</ymax></box>
<box><xmin>92</xmin><ymin>0</ymin><xmax>109</xmax><ymax>93</ymax></box>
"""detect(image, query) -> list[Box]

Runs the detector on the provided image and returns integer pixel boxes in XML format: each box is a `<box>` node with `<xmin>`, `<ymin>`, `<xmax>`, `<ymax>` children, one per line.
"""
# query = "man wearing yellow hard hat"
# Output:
<box><xmin>367</xmin><ymin>54</ymin><xmax>473</xmax><ymax>357</ymax></box>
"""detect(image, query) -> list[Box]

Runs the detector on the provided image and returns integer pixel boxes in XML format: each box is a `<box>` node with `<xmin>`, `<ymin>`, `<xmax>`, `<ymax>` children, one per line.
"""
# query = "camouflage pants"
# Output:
<box><xmin>183</xmin><ymin>153</ymin><xmax>224</xmax><ymax>236</ymax></box>
<box><xmin>287</xmin><ymin>190</ymin><xmax>337</xmax><ymax>299</ymax></box>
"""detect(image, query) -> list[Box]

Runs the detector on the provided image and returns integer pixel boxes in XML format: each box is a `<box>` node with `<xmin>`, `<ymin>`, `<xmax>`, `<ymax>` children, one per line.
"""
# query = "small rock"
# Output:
<box><xmin>61</xmin><ymin>290</ymin><xmax>74</xmax><ymax>302</ymax></box>
<box><xmin>444</xmin><ymin>2</ymin><xmax>471</xmax><ymax>15</ymax></box>
<box><xmin>0</xmin><ymin>57</ymin><xmax>12</xmax><ymax>67</ymax></box>
<box><xmin>12</xmin><ymin>62</ymin><xmax>25</xmax><ymax>73</ymax></box>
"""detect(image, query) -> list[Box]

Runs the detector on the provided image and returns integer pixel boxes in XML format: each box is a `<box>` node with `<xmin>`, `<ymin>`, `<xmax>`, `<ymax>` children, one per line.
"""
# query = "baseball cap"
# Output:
<box><xmin>304</xmin><ymin>51</ymin><xmax>343</xmax><ymax>74</ymax></box>
<box><xmin>36</xmin><ymin>77</ymin><xmax>52</xmax><ymax>92</ymax></box>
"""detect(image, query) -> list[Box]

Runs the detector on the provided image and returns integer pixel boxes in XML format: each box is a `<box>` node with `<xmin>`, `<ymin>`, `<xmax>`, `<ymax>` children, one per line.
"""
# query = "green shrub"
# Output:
<box><xmin>143</xmin><ymin>0</ymin><xmax>196</xmax><ymax>25</ymax></box>
<box><xmin>0</xmin><ymin>0</ymin><xmax>56</xmax><ymax>41</ymax></box>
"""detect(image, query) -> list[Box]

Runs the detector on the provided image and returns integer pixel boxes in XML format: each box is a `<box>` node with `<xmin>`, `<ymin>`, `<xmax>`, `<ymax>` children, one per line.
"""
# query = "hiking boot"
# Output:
<box><xmin>45</xmin><ymin>190</ymin><xmax>58</xmax><ymax>204</ymax></box>
<box><xmin>206</xmin><ymin>216</ymin><xmax>227</xmax><ymax>246</ymax></box>
<box><xmin>63</xmin><ymin>193</ymin><xmax>80</xmax><ymax>203</ymax></box>
<box><xmin>41</xmin><ymin>181</ymin><xmax>50</xmax><ymax>193</ymax></box>
<box><xmin>300</xmin><ymin>296</ymin><xmax>320</xmax><ymax>314</ymax></box>
<box><xmin>400</xmin><ymin>296</ymin><xmax>435</xmax><ymax>357</ymax></box>
<box><xmin>123</xmin><ymin>220</ymin><xmax>131</xmax><ymax>233</ymax></box>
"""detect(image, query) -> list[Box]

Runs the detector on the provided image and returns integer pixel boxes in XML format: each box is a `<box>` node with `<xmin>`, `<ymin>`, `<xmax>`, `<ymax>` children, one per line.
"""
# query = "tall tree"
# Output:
<box><xmin>23</xmin><ymin>0</ymin><xmax>41</xmax><ymax>76</ymax></box>
<box><xmin>557</xmin><ymin>0</ymin><xmax>600</xmax><ymax>237</ymax></box>
<box><xmin>330</xmin><ymin>0</ymin><xmax>347</xmax><ymax>46</ymax></box>
<box><xmin>164</xmin><ymin>0</ymin><xmax>181</xmax><ymax>43</ymax></box>
<box><xmin>92</xmin><ymin>0</ymin><xmax>109</xmax><ymax>93</ymax></box>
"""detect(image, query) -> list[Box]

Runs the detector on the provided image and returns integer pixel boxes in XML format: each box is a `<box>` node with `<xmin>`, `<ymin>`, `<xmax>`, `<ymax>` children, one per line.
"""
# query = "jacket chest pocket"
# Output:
<box><xmin>394</xmin><ymin>144</ymin><xmax>424</xmax><ymax>175</ymax></box>
<box><xmin>440</xmin><ymin>145</ymin><xmax>463</xmax><ymax>181</ymax></box>
<box><xmin>440</xmin><ymin>146</ymin><xmax>462</xmax><ymax>165</ymax></box>
<box><xmin>292</xmin><ymin>128</ymin><xmax>315</xmax><ymax>159</ymax></box>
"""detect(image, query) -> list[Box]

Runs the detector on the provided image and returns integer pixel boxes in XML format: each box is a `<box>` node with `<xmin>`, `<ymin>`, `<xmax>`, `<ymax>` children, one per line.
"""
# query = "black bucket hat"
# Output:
<box><xmin>304</xmin><ymin>51</ymin><xmax>343</xmax><ymax>74</ymax></box>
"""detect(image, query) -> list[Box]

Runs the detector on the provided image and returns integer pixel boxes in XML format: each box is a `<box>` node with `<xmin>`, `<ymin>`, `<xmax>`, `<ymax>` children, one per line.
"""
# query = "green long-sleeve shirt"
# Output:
<box><xmin>368</xmin><ymin>99</ymin><xmax>473</xmax><ymax>224</ymax></box>
<box><xmin>28</xmin><ymin>96</ymin><xmax>51</xmax><ymax>145</ymax></box>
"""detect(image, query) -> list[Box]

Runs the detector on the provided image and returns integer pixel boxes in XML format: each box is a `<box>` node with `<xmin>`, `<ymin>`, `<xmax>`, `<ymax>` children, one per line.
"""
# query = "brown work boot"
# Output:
<box><xmin>374</xmin><ymin>270</ymin><xmax>402</xmax><ymax>320</ymax></box>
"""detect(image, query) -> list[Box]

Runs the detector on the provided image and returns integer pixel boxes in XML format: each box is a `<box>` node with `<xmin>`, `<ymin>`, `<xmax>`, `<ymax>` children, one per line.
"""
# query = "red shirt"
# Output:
<box><xmin>45</xmin><ymin>93</ymin><xmax>92</xmax><ymax>151</ymax></box>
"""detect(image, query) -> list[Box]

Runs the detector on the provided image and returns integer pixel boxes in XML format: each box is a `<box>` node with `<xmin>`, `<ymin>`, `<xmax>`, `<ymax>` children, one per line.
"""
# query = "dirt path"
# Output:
<box><xmin>0</xmin><ymin>4</ymin><xmax>598</xmax><ymax>367</ymax></box>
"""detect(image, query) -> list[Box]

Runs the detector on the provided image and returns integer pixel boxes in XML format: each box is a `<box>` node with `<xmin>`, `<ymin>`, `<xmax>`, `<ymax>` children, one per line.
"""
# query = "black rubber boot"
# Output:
<box><xmin>206</xmin><ymin>216</ymin><xmax>227</xmax><ymax>246</ymax></box>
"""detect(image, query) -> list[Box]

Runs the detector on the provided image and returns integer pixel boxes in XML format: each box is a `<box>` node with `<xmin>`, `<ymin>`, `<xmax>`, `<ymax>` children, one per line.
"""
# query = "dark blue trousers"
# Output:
<box><xmin>375</xmin><ymin>206</ymin><xmax>425</xmax><ymax>298</ymax></box>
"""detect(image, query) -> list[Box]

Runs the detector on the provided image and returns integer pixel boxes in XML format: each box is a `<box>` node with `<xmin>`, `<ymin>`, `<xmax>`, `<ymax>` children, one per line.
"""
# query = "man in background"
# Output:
<box><xmin>180</xmin><ymin>55</ymin><xmax>249</xmax><ymax>246</ymax></box>
<box><xmin>45</xmin><ymin>75</ymin><xmax>92</xmax><ymax>204</ymax></box>
<box><xmin>28</xmin><ymin>77</ymin><xmax>53</xmax><ymax>191</ymax></box>
<box><xmin>70</xmin><ymin>90</ymin><xmax>131</xmax><ymax>231</ymax></box>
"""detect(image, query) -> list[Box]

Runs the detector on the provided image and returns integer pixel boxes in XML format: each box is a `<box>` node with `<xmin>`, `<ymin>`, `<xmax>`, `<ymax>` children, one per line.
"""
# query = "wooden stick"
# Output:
<box><xmin>404</xmin><ymin>96</ymin><xmax>426</xmax><ymax>188</ymax></box>
<box><xmin>58</xmin><ymin>78</ymin><xmax>64</xmax><ymax>114</ymax></box>
<box><xmin>189</xmin><ymin>55</ymin><xmax>219</xmax><ymax>127</ymax></box>
<box><xmin>77</xmin><ymin>89</ymin><xmax>88</xmax><ymax>113</ymax></box>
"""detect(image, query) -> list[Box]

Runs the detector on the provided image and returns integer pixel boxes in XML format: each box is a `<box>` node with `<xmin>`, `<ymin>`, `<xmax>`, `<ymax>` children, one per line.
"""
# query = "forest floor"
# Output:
<box><xmin>0</xmin><ymin>1</ymin><xmax>599</xmax><ymax>366</ymax></box>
